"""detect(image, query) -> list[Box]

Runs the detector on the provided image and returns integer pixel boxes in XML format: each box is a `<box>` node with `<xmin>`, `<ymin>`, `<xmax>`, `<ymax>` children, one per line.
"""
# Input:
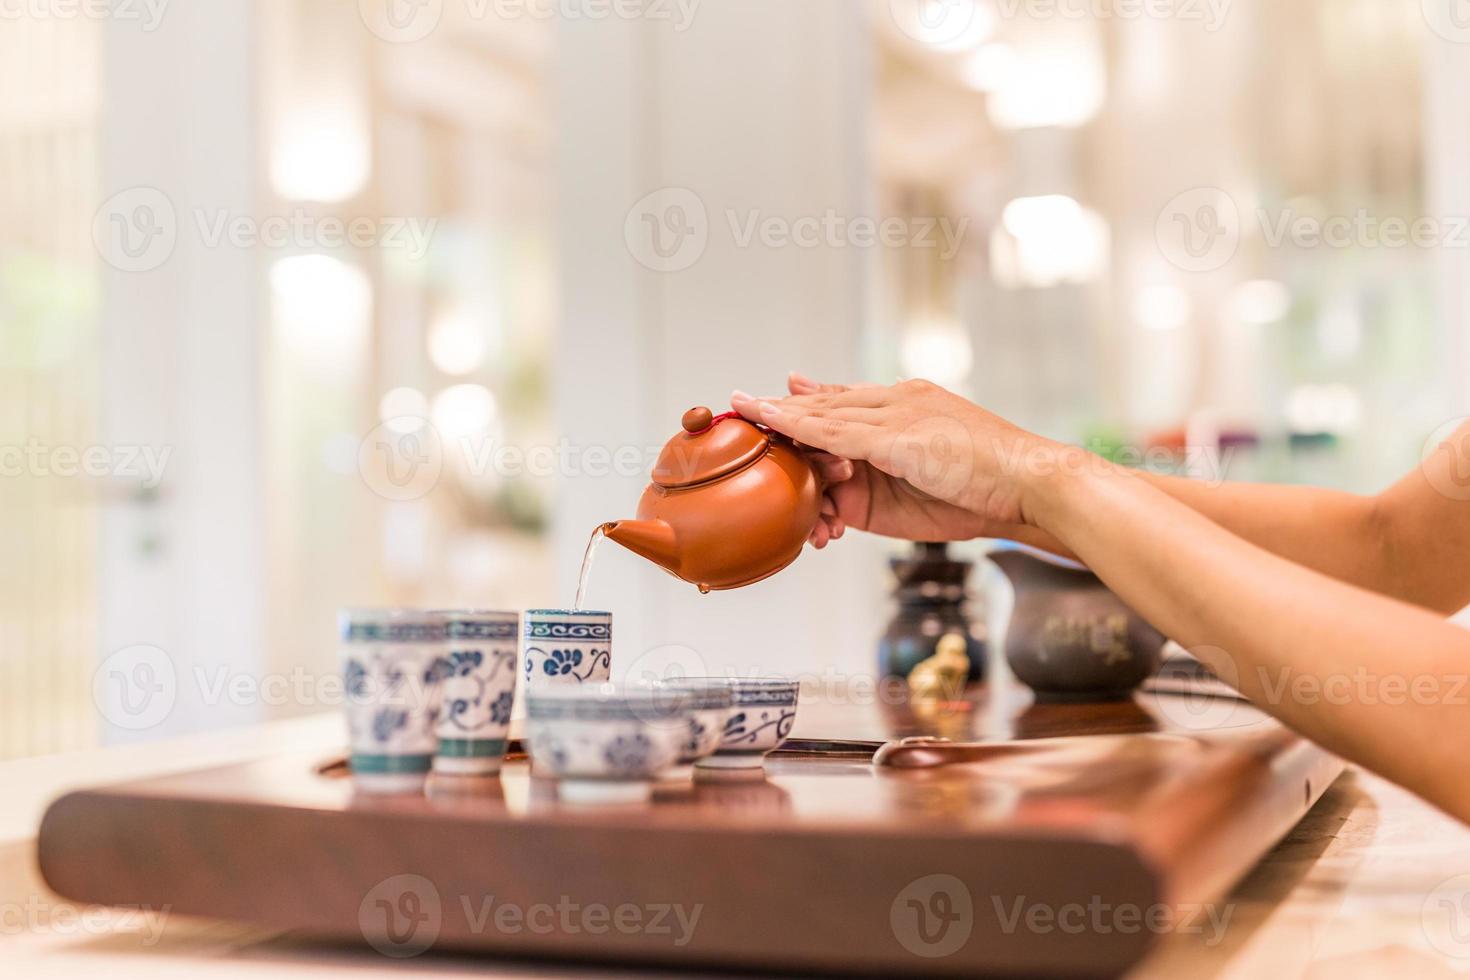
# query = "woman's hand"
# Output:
<box><xmin>730</xmin><ymin>373</ymin><xmax>1065</xmax><ymax>549</ymax></box>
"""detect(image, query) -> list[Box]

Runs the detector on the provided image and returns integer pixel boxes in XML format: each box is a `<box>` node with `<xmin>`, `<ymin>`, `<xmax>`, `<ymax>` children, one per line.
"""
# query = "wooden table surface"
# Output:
<box><xmin>5</xmin><ymin>710</ymin><xmax>1470</xmax><ymax>978</ymax></box>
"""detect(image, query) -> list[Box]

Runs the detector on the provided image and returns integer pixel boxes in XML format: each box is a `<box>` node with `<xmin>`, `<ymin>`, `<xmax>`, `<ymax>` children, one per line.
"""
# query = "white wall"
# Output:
<box><xmin>1425</xmin><ymin>23</ymin><xmax>1470</xmax><ymax>417</ymax></box>
<box><xmin>555</xmin><ymin>1</ymin><xmax>890</xmax><ymax>684</ymax></box>
<box><xmin>97</xmin><ymin>2</ymin><xmax>265</xmax><ymax>740</ymax></box>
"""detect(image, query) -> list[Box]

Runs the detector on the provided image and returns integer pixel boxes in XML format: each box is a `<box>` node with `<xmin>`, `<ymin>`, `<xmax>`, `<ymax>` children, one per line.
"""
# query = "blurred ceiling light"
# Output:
<box><xmin>987</xmin><ymin>31</ymin><xmax>1105</xmax><ymax>130</ymax></box>
<box><xmin>1285</xmin><ymin>384</ymin><xmax>1361</xmax><ymax>435</ymax></box>
<box><xmin>894</xmin><ymin>0</ymin><xmax>994</xmax><ymax>52</ymax></box>
<box><xmin>1132</xmin><ymin>285</ymin><xmax>1191</xmax><ymax>332</ymax></box>
<box><xmin>431</xmin><ymin>384</ymin><xmax>499</xmax><ymax>440</ymax></box>
<box><xmin>901</xmin><ymin>316</ymin><xmax>974</xmax><ymax>388</ymax></box>
<box><xmin>378</xmin><ymin>387</ymin><xmax>429</xmax><ymax>434</ymax></box>
<box><xmin>427</xmin><ymin>309</ymin><xmax>490</xmax><ymax>376</ymax></box>
<box><xmin>992</xmin><ymin>195</ymin><xmax>1108</xmax><ymax>288</ymax></box>
<box><xmin>271</xmin><ymin>106</ymin><xmax>370</xmax><ymax>203</ymax></box>
<box><xmin>269</xmin><ymin>254</ymin><xmax>371</xmax><ymax>375</ymax></box>
<box><xmin>961</xmin><ymin>43</ymin><xmax>1014</xmax><ymax>93</ymax></box>
<box><xmin>1230</xmin><ymin>279</ymin><xmax>1292</xmax><ymax>324</ymax></box>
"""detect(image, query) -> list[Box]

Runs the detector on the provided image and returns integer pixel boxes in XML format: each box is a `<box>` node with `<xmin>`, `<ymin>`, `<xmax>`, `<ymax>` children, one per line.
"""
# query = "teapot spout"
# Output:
<box><xmin>601</xmin><ymin>519</ymin><xmax>680</xmax><ymax>574</ymax></box>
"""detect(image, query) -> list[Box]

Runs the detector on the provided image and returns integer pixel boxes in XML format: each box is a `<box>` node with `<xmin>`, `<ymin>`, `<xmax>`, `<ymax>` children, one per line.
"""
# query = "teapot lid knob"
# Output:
<box><xmin>681</xmin><ymin>406</ymin><xmax>714</xmax><ymax>433</ymax></box>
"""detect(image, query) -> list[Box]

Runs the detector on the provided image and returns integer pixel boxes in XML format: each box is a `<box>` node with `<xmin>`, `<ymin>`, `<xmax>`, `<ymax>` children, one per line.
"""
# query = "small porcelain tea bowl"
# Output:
<box><xmin>697</xmin><ymin>677</ymin><xmax>800</xmax><ymax>769</ymax></box>
<box><xmin>525</xmin><ymin>683</ymin><xmax>691</xmax><ymax>803</ymax></box>
<box><xmin>660</xmin><ymin>678</ymin><xmax>734</xmax><ymax>765</ymax></box>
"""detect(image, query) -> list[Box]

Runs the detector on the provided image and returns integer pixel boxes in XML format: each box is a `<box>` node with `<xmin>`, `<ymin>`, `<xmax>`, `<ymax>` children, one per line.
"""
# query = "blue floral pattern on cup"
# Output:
<box><xmin>696</xmin><ymin>678</ymin><xmax>800</xmax><ymax>768</ymax></box>
<box><xmin>522</xmin><ymin>610</ymin><xmax>613</xmax><ymax>690</ymax></box>
<box><xmin>602</xmin><ymin>733</ymin><xmax>653</xmax><ymax>774</ymax></box>
<box><xmin>431</xmin><ymin>612</ymin><xmax>519</xmax><ymax>774</ymax></box>
<box><xmin>339</xmin><ymin>610</ymin><xmax>448</xmax><ymax>791</ymax></box>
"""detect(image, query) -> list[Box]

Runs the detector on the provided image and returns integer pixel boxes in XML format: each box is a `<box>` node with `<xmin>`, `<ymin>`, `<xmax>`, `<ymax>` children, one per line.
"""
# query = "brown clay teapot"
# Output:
<box><xmin>602</xmin><ymin>406</ymin><xmax>822</xmax><ymax>591</ymax></box>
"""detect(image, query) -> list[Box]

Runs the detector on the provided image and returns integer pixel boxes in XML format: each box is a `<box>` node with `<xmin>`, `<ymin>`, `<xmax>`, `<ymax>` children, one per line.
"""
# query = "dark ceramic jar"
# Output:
<box><xmin>878</xmin><ymin>542</ymin><xmax>987</xmax><ymax>685</ymax></box>
<box><xmin>990</xmin><ymin>547</ymin><xmax>1165</xmax><ymax>702</ymax></box>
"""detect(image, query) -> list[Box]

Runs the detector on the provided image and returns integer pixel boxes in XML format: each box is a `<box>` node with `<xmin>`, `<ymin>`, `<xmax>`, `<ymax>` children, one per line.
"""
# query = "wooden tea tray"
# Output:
<box><xmin>37</xmin><ymin>683</ymin><xmax>1341</xmax><ymax>978</ymax></box>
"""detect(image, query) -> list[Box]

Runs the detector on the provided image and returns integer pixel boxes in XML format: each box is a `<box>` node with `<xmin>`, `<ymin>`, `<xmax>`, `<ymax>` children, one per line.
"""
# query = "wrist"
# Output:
<box><xmin>1015</xmin><ymin>441</ymin><xmax>1115</xmax><ymax>533</ymax></box>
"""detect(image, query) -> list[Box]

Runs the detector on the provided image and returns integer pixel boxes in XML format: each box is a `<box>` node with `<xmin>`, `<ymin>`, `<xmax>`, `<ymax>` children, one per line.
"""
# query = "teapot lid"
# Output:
<box><xmin>651</xmin><ymin>406</ymin><xmax>769</xmax><ymax>489</ymax></box>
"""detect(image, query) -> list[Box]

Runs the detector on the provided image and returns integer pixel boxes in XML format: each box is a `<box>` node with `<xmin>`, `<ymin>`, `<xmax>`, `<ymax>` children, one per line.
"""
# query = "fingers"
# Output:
<box><xmin>809</xmin><ymin>451</ymin><xmax>854</xmax><ymax>485</ymax></box>
<box><xmin>807</xmin><ymin>496</ymin><xmax>846</xmax><ymax>549</ymax></box>
<box><xmin>789</xmin><ymin>372</ymin><xmax>833</xmax><ymax>396</ymax></box>
<box><xmin>786</xmin><ymin>374</ymin><xmax>888</xmax><ymax>409</ymax></box>
<box><xmin>731</xmin><ymin>393</ymin><xmax>879</xmax><ymax>461</ymax></box>
<box><xmin>788</xmin><ymin>371</ymin><xmax>881</xmax><ymax>396</ymax></box>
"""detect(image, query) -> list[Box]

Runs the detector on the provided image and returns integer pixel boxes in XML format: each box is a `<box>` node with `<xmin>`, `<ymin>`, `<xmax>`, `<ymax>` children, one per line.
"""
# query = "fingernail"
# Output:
<box><xmin>731</xmin><ymin>389</ymin><xmax>752</xmax><ymax>402</ymax></box>
<box><xmin>757</xmin><ymin>401</ymin><xmax>780</xmax><ymax>418</ymax></box>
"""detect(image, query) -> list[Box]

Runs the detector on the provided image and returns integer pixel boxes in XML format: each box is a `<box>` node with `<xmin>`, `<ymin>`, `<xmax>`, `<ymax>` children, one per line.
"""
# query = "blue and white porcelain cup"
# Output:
<box><xmin>431</xmin><ymin>610</ymin><xmax>519</xmax><ymax>776</ymax></box>
<box><xmin>340</xmin><ymin>609</ymin><xmax>448</xmax><ymax>794</ymax></box>
<box><xmin>661</xmin><ymin>678</ymin><xmax>734</xmax><ymax>765</ymax></box>
<box><xmin>522</xmin><ymin>609</ymin><xmax>612</xmax><ymax>690</ymax></box>
<box><xmin>525</xmin><ymin>683</ymin><xmax>691</xmax><ymax>803</ymax></box>
<box><xmin>699</xmin><ymin>677</ymin><xmax>801</xmax><ymax>769</ymax></box>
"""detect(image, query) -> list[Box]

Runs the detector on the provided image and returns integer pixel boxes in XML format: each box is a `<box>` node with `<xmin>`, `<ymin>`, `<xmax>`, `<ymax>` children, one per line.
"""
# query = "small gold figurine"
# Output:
<box><xmin>907</xmin><ymin>632</ymin><xmax>971</xmax><ymax>702</ymax></box>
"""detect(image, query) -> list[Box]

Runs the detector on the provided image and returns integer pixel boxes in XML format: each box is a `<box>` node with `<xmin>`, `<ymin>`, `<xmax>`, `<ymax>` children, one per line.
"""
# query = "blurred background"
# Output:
<box><xmin>2</xmin><ymin>0</ymin><xmax>1467</xmax><ymax>756</ymax></box>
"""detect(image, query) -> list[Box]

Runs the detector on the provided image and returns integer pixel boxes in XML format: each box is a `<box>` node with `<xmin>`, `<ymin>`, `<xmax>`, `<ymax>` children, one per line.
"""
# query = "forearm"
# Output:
<box><xmin>983</xmin><ymin>471</ymin><xmax>1389</xmax><ymax>590</ymax></box>
<box><xmin>1137</xmin><ymin>472</ymin><xmax>1407</xmax><ymax>600</ymax></box>
<box><xmin>1026</xmin><ymin>452</ymin><xmax>1470</xmax><ymax>821</ymax></box>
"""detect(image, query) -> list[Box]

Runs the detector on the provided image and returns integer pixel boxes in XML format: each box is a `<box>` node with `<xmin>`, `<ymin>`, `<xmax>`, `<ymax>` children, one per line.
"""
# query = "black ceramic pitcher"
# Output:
<box><xmin>989</xmin><ymin>546</ymin><xmax>1165</xmax><ymax>702</ymax></box>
